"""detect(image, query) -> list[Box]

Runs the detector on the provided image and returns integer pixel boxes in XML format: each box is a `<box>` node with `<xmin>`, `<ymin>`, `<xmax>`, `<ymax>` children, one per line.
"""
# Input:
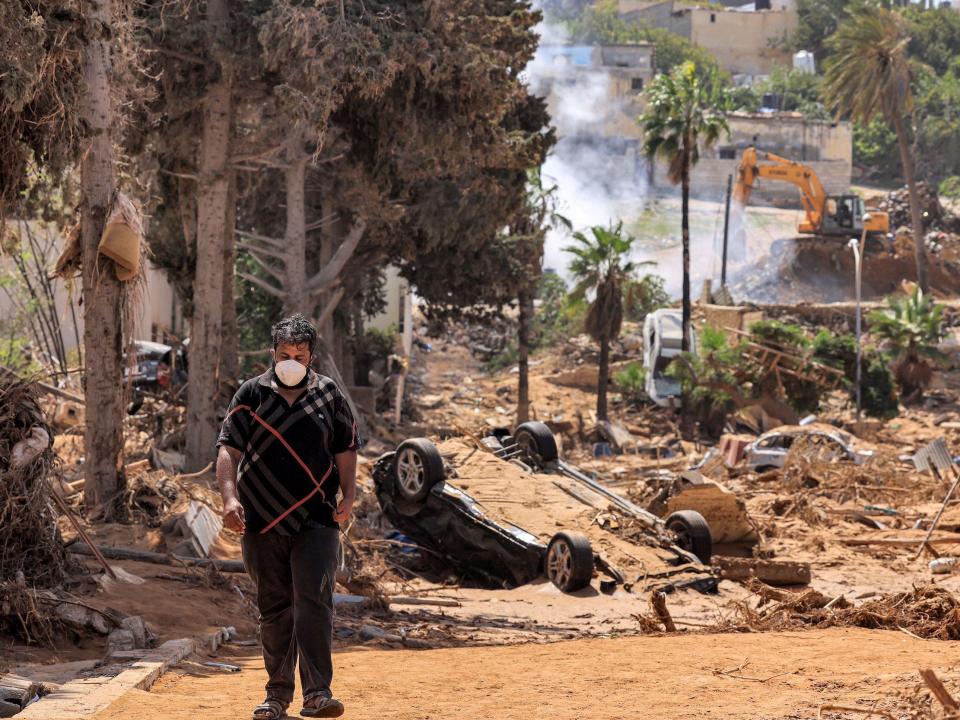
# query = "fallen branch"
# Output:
<box><xmin>650</xmin><ymin>590</ymin><xmax>676</xmax><ymax>632</ymax></box>
<box><xmin>816</xmin><ymin>704</ymin><xmax>895</xmax><ymax>719</ymax></box>
<box><xmin>68</xmin><ymin>543</ymin><xmax>245</xmax><ymax>573</ymax></box>
<box><xmin>921</xmin><ymin>669</ymin><xmax>960</xmax><ymax>713</ymax></box>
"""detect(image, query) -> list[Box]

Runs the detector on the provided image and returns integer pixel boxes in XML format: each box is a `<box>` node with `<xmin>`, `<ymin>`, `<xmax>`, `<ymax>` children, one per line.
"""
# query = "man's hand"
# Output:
<box><xmin>333</xmin><ymin>494</ymin><xmax>355</xmax><ymax>524</ymax></box>
<box><xmin>223</xmin><ymin>497</ymin><xmax>246</xmax><ymax>533</ymax></box>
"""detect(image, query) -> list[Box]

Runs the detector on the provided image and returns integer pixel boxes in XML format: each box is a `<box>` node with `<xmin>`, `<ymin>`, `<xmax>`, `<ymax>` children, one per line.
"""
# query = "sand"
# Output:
<box><xmin>93</xmin><ymin>628</ymin><xmax>955</xmax><ymax>720</ymax></box>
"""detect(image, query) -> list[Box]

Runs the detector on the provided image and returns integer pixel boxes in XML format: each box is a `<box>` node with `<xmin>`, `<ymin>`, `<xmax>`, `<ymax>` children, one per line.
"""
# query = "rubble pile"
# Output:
<box><xmin>877</xmin><ymin>182</ymin><xmax>959</xmax><ymax>234</ymax></box>
<box><xmin>725</xmin><ymin>582</ymin><xmax>960</xmax><ymax>641</ymax></box>
<box><xmin>0</xmin><ymin>375</ymin><xmax>68</xmax><ymax>589</ymax></box>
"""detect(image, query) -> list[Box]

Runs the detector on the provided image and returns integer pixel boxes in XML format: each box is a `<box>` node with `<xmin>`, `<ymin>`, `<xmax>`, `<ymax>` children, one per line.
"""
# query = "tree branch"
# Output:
<box><xmin>237</xmin><ymin>271</ymin><xmax>284</xmax><ymax>298</ymax></box>
<box><xmin>307</xmin><ymin>217</ymin><xmax>367</xmax><ymax>294</ymax></box>
<box><xmin>305</xmin><ymin>212</ymin><xmax>339</xmax><ymax>232</ymax></box>
<box><xmin>242</xmin><ymin>249</ymin><xmax>286</xmax><ymax>283</ymax></box>
<box><xmin>236</xmin><ymin>229</ymin><xmax>285</xmax><ymax>249</ymax></box>
<box><xmin>316</xmin><ymin>286</ymin><xmax>346</xmax><ymax>330</ymax></box>
<box><xmin>237</xmin><ymin>240</ymin><xmax>286</xmax><ymax>261</ymax></box>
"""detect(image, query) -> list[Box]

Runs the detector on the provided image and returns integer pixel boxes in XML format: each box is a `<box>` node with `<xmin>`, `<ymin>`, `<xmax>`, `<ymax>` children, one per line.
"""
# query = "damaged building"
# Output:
<box><xmin>618</xmin><ymin>0</ymin><xmax>798</xmax><ymax>78</ymax></box>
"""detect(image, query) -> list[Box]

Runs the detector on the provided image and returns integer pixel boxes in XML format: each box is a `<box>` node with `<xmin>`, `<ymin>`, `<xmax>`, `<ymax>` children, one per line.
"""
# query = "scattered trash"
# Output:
<box><xmin>929</xmin><ymin>557</ymin><xmax>958</xmax><ymax>575</ymax></box>
<box><xmin>202</xmin><ymin>661</ymin><xmax>241</xmax><ymax>673</ymax></box>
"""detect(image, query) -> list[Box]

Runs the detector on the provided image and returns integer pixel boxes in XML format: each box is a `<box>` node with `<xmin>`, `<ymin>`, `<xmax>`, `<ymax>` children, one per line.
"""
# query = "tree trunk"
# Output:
<box><xmin>282</xmin><ymin>126</ymin><xmax>310</xmax><ymax>315</ymax></box>
<box><xmin>184</xmin><ymin>0</ymin><xmax>233</xmax><ymax>472</ymax></box>
<box><xmin>680</xmin><ymin>145</ymin><xmax>693</xmax><ymax>434</ymax></box>
<box><xmin>597</xmin><ymin>334</ymin><xmax>610</xmax><ymax>421</ymax></box>
<box><xmin>892</xmin><ymin>112</ymin><xmax>930</xmax><ymax>293</ymax></box>
<box><xmin>516</xmin><ymin>286</ymin><xmax>533</xmax><ymax>424</ymax></box>
<box><xmin>219</xmin><ymin>171</ymin><xmax>238</xmax><ymax>400</ymax></box>
<box><xmin>80</xmin><ymin>0</ymin><xmax>124</xmax><ymax>514</ymax></box>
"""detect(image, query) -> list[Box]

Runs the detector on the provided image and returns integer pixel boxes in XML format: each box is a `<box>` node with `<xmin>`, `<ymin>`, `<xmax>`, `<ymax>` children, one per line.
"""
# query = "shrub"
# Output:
<box><xmin>614</xmin><ymin>362</ymin><xmax>647</xmax><ymax>407</ymax></box>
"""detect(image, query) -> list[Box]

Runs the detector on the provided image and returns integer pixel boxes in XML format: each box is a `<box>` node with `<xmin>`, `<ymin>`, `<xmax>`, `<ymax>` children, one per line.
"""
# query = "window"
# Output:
<box><xmin>719</xmin><ymin>147</ymin><xmax>736</xmax><ymax>160</ymax></box>
<box><xmin>631</xmin><ymin>77</ymin><xmax>644</xmax><ymax>91</ymax></box>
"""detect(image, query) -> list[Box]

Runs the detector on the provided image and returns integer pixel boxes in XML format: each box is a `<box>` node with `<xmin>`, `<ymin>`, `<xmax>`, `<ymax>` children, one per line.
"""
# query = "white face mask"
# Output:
<box><xmin>274</xmin><ymin>359</ymin><xmax>307</xmax><ymax>387</ymax></box>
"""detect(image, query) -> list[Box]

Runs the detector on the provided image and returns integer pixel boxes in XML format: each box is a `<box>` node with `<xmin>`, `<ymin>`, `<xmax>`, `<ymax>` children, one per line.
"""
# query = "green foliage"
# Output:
<box><xmin>565</xmin><ymin>221</ymin><xmax>640</xmax><ymax>344</ymax></box>
<box><xmin>853</xmin><ymin>119</ymin><xmax>900</xmax><ymax>179</ymax></box>
<box><xmin>640</xmin><ymin>62</ymin><xmax>729</xmax><ymax>187</ymax></box>
<box><xmin>812</xmin><ymin>330</ymin><xmax>857</xmax><ymax>376</ymax></box>
<box><xmin>483</xmin><ymin>342</ymin><xmax>519</xmax><ymax>373</ymax></box>
<box><xmin>903</xmin><ymin>5</ymin><xmax>960</xmax><ymax>77</ymax></box>
<box><xmin>861</xmin><ymin>354</ymin><xmax>899</xmax><ymax>420</ymax></box>
<box><xmin>868</xmin><ymin>287</ymin><xmax>946</xmax><ymax>358</ymax></box>
<box><xmin>614</xmin><ymin>362</ymin><xmax>647</xmax><ymax>407</ymax></box>
<box><xmin>561</xmin><ymin>2</ymin><xmax>724</xmax><ymax>78</ymax></box>
<box><xmin>643</xmin><ymin>28</ymin><xmax>724</xmax><ymax>79</ymax></box>
<box><xmin>534</xmin><ymin>272</ymin><xmax>582</xmax><ymax>346</ymax></box>
<box><xmin>749</xmin><ymin>319</ymin><xmax>811</xmax><ymax>351</ymax></box>
<box><xmin>790</xmin><ymin>0</ymin><xmax>861</xmax><ymax>64</ymax></box>
<box><xmin>868</xmin><ymin>287</ymin><xmax>947</xmax><ymax>398</ymax></box>
<box><xmin>812</xmin><ymin>330</ymin><xmax>899</xmax><ymax>419</ymax></box>
<box><xmin>757</xmin><ymin>66</ymin><xmax>828</xmax><ymax>119</ymax></box>
<box><xmin>913</xmin><ymin>59</ymin><xmax>960</xmax><ymax>184</ymax></box>
<box><xmin>749</xmin><ymin>320</ymin><xmax>822</xmax><ymax>415</ymax></box>
<box><xmin>667</xmin><ymin>327</ymin><xmax>743</xmax><ymax>437</ymax></box>
<box><xmin>940</xmin><ymin>176</ymin><xmax>960</xmax><ymax>200</ymax></box>
<box><xmin>822</xmin><ymin>6</ymin><xmax>916</xmax><ymax>127</ymax></box>
<box><xmin>236</xmin><ymin>253</ymin><xmax>283</xmax><ymax>377</ymax></box>
<box><xmin>352</xmin><ymin>326</ymin><xmax>397</xmax><ymax>384</ymax></box>
<box><xmin>623</xmin><ymin>274</ymin><xmax>669</xmax><ymax>323</ymax></box>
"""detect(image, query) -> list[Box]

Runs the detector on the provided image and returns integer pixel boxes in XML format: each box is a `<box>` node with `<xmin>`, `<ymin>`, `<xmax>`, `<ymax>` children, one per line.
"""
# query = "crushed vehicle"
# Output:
<box><xmin>127</xmin><ymin>340</ymin><xmax>189</xmax><ymax>392</ymax></box>
<box><xmin>743</xmin><ymin>424</ymin><xmax>875</xmax><ymax>471</ymax></box>
<box><xmin>373</xmin><ymin>421</ymin><xmax>716</xmax><ymax>594</ymax></box>
<box><xmin>643</xmin><ymin>309</ymin><xmax>696</xmax><ymax>408</ymax></box>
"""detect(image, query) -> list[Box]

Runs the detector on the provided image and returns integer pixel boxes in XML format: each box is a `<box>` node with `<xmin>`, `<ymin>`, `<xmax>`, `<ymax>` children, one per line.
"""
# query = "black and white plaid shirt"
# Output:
<box><xmin>217</xmin><ymin>369</ymin><xmax>362</xmax><ymax>534</ymax></box>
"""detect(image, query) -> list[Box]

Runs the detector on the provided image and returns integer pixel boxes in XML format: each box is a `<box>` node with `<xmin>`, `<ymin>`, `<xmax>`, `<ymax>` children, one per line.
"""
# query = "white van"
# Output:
<box><xmin>642</xmin><ymin>309</ymin><xmax>696</xmax><ymax>408</ymax></box>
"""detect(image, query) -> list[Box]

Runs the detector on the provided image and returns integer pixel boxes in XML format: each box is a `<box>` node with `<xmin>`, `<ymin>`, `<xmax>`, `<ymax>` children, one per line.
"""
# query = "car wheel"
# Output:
<box><xmin>393</xmin><ymin>438</ymin><xmax>445</xmax><ymax>505</ymax></box>
<box><xmin>515</xmin><ymin>421</ymin><xmax>558</xmax><ymax>467</ymax></box>
<box><xmin>665</xmin><ymin>510</ymin><xmax>713</xmax><ymax>565</ymax></box>
<box><xmin>545</xmin><ymin>531</ymin><xmax>594</xmax><ymax>592</ymax></box>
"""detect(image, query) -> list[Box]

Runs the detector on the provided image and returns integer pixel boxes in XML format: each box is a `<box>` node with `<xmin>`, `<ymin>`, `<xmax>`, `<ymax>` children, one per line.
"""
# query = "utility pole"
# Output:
<box><xmin>721</xmin><ymin>174</ymin><xmax>732</xmax><ymax>286</ymax></box>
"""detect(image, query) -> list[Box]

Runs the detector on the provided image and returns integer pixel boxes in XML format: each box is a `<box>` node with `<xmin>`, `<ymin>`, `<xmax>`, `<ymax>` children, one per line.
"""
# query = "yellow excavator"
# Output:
<box><xmin>733</xmin><ymin>146</ymin><xmax>889</xmax><ymax>238</ymax></box>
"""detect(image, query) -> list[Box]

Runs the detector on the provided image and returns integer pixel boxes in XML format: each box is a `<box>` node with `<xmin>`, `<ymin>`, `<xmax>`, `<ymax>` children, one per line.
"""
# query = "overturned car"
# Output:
<box><xmin>373</xmin><ymin>422</ymin><xmax>715</xmax><ymax>594</ymax></box>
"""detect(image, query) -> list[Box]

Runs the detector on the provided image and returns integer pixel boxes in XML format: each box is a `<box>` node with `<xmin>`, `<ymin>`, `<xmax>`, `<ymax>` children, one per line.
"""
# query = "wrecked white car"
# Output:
<box><xmin>643</xmin><ymin>309</ymin><xmax>696</xmax><ymax>408</ymax></box>
<box><xmin>744</xmin><ymin>424</ymin><xmax>875</xmax><ymax>471</ymax></box>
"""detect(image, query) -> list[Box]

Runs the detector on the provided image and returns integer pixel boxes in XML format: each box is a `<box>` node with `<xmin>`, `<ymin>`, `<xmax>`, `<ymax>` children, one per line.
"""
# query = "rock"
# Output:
<box><xmin>54</xmin><ymin>603</ymin><xmax>112</xmax><ymax>635</ymax></box>
<box><xmin>119</xmin><ymin>616</ymin><xmax>147</xmax><ymax>648</ymax></box>
<box><xmin>106</xmin><ymin>628</ymin><xmax>136</xmax><ymax>654</ymax></box>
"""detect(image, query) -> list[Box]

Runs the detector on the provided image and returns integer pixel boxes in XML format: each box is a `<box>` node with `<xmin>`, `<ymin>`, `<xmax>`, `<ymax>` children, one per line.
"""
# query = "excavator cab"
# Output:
<box><xmin>819</xmin><ymin>195</ymin><xmax>890</xmax><ymax>237</ymax></box>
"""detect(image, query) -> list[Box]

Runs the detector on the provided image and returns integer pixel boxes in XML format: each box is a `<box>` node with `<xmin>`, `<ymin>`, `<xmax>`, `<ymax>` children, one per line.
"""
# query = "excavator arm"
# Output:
<box><xmin>733</xmin><ymin>146</ymin><xmax>827</xmax><ymax>233</ymax></box>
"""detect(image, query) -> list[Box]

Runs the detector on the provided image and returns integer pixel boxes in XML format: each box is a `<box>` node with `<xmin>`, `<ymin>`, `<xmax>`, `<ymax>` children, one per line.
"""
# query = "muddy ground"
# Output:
<box><xmin>93</xmin><ymin>629</ymin><xmax>958</xmax><ymax>720</ymax></box>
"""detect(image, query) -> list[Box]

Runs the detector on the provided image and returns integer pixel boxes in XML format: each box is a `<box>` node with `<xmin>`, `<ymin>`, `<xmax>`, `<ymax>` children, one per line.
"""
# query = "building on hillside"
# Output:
<box><xmin>529</xmin><ymin>43</ymin><xmax>655</xmax><ymax>139</ymax></box>
<box><xmin>528</xmin><ymin>43</ymin><xmax>656</xmax><ymax>187</ymax></box>
<box><xmin>650</xmin><ymin>112</ymin><xmax>853</xmax><ymax>203</ymax></box>
<box><xmin>618</xmin><ymin>0</ymin><xmax>798</xmax><ymax>77</ymax></box>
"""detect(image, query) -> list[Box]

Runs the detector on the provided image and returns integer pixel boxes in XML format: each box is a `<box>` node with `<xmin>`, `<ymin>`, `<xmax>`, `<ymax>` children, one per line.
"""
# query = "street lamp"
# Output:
<box><xmin>848</xmin><ymin>213</ymin><xmax>871</xmax><ymax>425</ymax></box>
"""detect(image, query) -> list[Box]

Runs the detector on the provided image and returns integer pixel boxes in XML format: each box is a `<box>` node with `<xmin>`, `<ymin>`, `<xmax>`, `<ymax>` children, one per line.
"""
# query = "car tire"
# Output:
<box><xmin>393</xmin><ymin>438</ymin><xmax>445</xmax><ymax>505</ymax></box>
<box><xmin>665</xmin><ymin>510</ymin><xmax>713</xmax><ymax>565</ymax></box>
<box><xmin>515</xmin><ymin>421</ymin><xmax>558</xmax><ymax>466</ymax></box>
<box><xmin>545</xmin><ymin>531</ymin><xmax>594</xmax><ymax>592</ymax></box>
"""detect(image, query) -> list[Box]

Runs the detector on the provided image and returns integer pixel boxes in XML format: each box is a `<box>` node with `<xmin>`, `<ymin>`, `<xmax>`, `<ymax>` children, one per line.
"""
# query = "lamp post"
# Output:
<box><xmin>848</xmin><ymin>214</ymin><xmax>871</xmax><ymax>425</ymax></box>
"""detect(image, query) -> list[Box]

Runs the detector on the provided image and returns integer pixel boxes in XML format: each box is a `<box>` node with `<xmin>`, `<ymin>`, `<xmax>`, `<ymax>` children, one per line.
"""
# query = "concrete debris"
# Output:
<box><xmin>165</xmin><ymin>500</ymin><xmax>223</xmax><ymax>558</ymax></box>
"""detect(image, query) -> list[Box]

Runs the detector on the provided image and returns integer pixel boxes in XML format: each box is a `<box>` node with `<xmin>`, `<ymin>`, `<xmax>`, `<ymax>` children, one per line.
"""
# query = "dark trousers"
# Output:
<box><xmin>242</xmin><ymin>525</ymin><xmax>340</xmax><ymax>704</ymax></box>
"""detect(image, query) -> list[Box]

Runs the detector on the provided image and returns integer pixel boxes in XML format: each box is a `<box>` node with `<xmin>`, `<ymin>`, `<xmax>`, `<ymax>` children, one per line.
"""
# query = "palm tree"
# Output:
<box><xmin>564</xmin><ymin>222</ymin><xmax>639</xmax><ymax>421</ymax></box>
<box><xmin>822</xmin><ymin>6</ymin><xmax>929</xmax><ymax>292</ymax></box>
<box><xmin>868</xmin><ymin>286</ymin><xmax>946</xmax><ymax>401</ymax></box>
<box><xmin>639</xmin><ymin>62</ymin><xmax>728</xmax><ymax>357</ymax></box>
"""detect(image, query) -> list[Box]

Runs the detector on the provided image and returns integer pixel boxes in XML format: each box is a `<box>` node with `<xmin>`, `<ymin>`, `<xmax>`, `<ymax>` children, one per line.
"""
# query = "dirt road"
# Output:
<box><xmin>95</xmin><ymin>628</ymin><xmax>953</xmax><ymax>720</ymax></box>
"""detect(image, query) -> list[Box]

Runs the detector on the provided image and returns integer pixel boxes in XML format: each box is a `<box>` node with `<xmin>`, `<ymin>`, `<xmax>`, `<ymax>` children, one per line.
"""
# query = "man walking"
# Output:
<box><xmin>216</xmin><ymin>314</ymin><xmax>360</xmax><ymax>719</ymax></box>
